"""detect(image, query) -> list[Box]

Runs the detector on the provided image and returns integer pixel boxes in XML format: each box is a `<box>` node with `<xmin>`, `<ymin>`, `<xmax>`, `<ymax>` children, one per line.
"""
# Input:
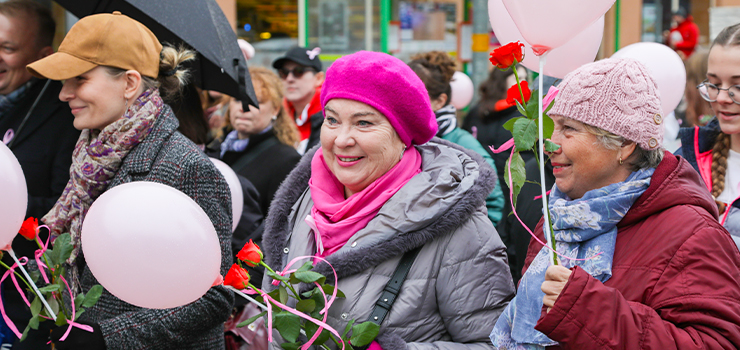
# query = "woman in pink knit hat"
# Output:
<box><xmin>491</xmin><ymin>58</ymin><xmax>740</xmax><ymax>349</ymax></box>
<box><xmin>261</xmin><ymin>51</ymin><xmax>515</xmax><ymax>350</ymax></box>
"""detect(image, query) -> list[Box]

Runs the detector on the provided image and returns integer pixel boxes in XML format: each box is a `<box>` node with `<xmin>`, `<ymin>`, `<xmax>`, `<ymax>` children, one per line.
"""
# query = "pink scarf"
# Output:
<box><xmin>308</xmin><ymin>147</ymin><xmax>422</xmax><ymax>258</ymax></box>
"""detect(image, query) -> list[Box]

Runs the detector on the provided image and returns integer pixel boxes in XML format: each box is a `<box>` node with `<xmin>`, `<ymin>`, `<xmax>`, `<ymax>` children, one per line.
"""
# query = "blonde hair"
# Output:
<box><xmin>684</xmin><ymin>49</ymin><xmax>713</xmax><ymax>126</ymax></box>
<box><xmin>224</xmin><ymin>66</ymin><xmax>300</xmax><ymax>147</ymax></box>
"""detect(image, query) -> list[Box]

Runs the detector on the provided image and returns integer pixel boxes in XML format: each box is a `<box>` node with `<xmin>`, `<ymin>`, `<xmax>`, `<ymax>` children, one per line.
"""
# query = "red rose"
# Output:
<box><xmin>505</xmin><ymin>81</ymin><xmax>531</xmax><ymax>105</ymax></box>
<box><xmin>224</xmin><ymin>264</ymin><xmax>250</xmax><ymax>289</ymax></box>
<box><xmin>236</xmin><ymin>239</ymin><xmax>263</xmax><ymax>267</ymax></box>
<box><xmin>18</xmin><ymin>217</ymin><xmax>38</xmax><ymax>240</ymax></box>
<box><xmin>489</xmin><ymin>41</ymin><xmax>525</xmax><ymax>70</ymax></box>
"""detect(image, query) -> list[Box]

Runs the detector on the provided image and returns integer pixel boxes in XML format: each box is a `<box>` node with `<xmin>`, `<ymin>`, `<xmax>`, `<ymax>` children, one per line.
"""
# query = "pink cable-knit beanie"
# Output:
<box><xmin>320</xmin><ymin>51</ymin><xmax>437</xmax><ymax>147</ymax></box>
<box><xmin>549</xmin><ymin>58</ymin><xmax>664</xmax><ymax>150</ymax></box>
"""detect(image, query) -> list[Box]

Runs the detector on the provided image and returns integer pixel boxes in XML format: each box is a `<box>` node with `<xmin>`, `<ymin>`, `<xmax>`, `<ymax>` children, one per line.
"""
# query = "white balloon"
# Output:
<box><xmin>0</xmin><ymin>141</ymin><xmax>27</xmax><ymax>250</ymax></box>
<box><xmin>81</xmin><ymin>182</ymin><xmax>222</xmax><ymax>309</ymax></box>
<box><xmin>450</xmin><ymin>72</ymin><xmax>474</xmax><ymax>109</ymax></box>
<box><xmin>612</xmin><ymin>42</ymin><xmax>687</xmax><ymax>115</ymax></box>
<box><xmin>210</xmin><ymin>158</ymin><xmax>243</xmax><ymax>232</ymax></box>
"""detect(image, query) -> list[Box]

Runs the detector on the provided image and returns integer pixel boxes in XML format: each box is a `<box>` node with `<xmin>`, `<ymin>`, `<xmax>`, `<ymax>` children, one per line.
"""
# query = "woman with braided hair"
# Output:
<box><xmin>677</xmin><ymin>23</ymin><xmax>740</xmax><ymax>244</ymax></box>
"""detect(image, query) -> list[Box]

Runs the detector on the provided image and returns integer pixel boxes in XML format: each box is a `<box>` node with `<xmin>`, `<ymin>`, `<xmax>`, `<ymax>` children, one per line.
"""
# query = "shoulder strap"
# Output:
<box><xmin>367</xmin><ymin>247</ymin><xmax>422</xmax><ymax>326</ymax></box>
<box><xmin>231</xmin><ymin>137</ymin><xmax>280</xmax><ymax>173</ymax></box>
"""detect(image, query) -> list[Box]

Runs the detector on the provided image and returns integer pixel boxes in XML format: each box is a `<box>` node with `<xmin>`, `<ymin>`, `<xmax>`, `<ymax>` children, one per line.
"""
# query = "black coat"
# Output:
<box><xmin>0</xmin><ymin>79</ymin><xmax>79</xmax><ymax>349</ymax></box>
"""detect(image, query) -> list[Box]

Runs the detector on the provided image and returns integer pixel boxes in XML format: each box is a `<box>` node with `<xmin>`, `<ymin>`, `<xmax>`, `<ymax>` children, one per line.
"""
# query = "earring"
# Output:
<box><xmin>619</xmin><ymin>157</ymin><xmax>623</xmax><ymax>165</ymax></box>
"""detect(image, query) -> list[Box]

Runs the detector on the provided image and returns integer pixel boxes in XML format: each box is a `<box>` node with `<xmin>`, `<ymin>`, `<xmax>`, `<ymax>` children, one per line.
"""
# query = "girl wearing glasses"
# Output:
<box><xmin>677</xmin><ymin>23</ymin><xmax>740</xmax><ymax>243</ymax></box>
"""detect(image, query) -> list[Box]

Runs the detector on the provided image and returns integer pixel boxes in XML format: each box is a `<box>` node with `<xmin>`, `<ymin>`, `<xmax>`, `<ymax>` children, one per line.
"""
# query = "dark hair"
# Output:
<box><xmin>477</xmin><ymin>68</ymin><xmax>516</xmax><ymax>118</ymax></box>
<box><xmin>169</xmin><ymin>82</ymin><xmax>209</xmax><ymax>145</ymax></box>
<box><xmin>0</xmin><ymin>0</ymin><xmax>55</xmax><ymax>49</ymax></box>
<box><xmin>408</xmin><ymin>51</ymin><xmax>456</xmax><ymax>106</ymax></box>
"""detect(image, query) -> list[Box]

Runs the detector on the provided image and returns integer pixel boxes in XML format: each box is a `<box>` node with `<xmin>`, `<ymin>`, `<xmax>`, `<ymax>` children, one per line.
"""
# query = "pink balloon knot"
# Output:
<box><xmin>2</xmin><ymin>129</ymin><xmax>13</xmax><ymax>145</ymax></box>
<box><xmin>212</xmin><ymin>274</ymin><xmax>223</xmax><ymax>287</ymax></box>
<box><xmin>531</xmin><ymin>45</ymin><xmax>551</xmax><ymax>56</ymax></box>
<box><xmin>0</xmin><ymin>244</ymin><xmax>11</xmax><ymax>252</ymax></box>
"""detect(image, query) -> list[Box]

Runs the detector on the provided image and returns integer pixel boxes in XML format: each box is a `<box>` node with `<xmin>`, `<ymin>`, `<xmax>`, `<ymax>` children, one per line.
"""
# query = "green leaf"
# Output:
<box><xmin>525</xmin><ymin>96</ymin><xmax>540</xmax><ymax>120</ymax></box>
<box><xmin>343</xmin><ymin>319</ymin><xmax>355</xmax><ymax>338</ymax></box>
<box><xmin>236</xmin><ymin>310</ymin><xmax>267</xmax><ymax>328</ymax></box>
<box><xmin>296</xmin><ymin>299</ymin><xmax>316</xmax><ymax>314</ymax></box>
<box><xmin>350</xmin><ymin>322</ymin><xmax>380</xmax><ymax>347</ymax></box>
<box><xmin>50</xmin><ymin>233</ymin><xmax>73</xmax><ymax>267</ymax></box>
<box><xmin>82</xmin><ymin>285</ymin><xmax>104</xmax><ymax>308</ymax></box>
<box><xmin>74</xmin><ymin>309</ymin><xmax>85</xmax><ymax>321</ymax></box>
<box><xmin>280</xmin><ymin>342</ymin><xmax>301</xmax><ymax>350</ymax></box>
<box><xmin>513</xmin><ymin>118</ymin><xmax>537</xmax><ymax>152</ymax></box>
<box><xmin>266</xmin><ymin>270</ymin><xmax>289</xmax><ymax>282</ymax></box>
<box><xmin>321</xmin><ymin>284</ymin><xmax>346</xmax><ymax>299</ymax></box>
<box><xmin>29</xmin><ymin>271</ymin><xmax>40</xmax><ymax>284</ymax></box>
<box><xmin>273</xmin><ymin>312</ymin><xmax>301</xmax><ymax>343</ymax></box>
<box><xmin>20</xmin><ymin>323</ymin><xmax>29</xmax><ymax>341</ymax></box>
<box><xmin>515</xmin><ymin>100</ymin><xmax>526</xmax><ymax>116</ymax></box>
<box><xmin>294</xmin><ymin>270</ymin><xmax>325</xmax><ymax>284</ymax></box>
<box><xmin>296</xmin><ymin>261</ymin><xmax>313</xmax><ymax>273</ymax></box>
<box><xmin>28</xmin><ymin>314</ymin><xmax>39</xmax><ymax>330</ymax></box>
<box><xmin>46</xmin><ymin>294</ymin><xmax>59</xmax><ymax>316</ymax></box>
<box><xmin>55</xmin><ymin>315</ymin><xmax>67</xmax><ymax>326</ymax></box>
<box><xmin>37</xmin><ymin>284</ymin><xmax>60</xmax><ymax>293</ymax></box>
<box><xmin>30</xmin><ymin>296</ymin><xmax>42</xmax><ymax>317</ymax></box>
<box><xmin>278</xmin><ymin>285</ymin><xmax>288</xmax><ymax>305</ymax></box>
<box><xmin>539</xmin><ymin>114</ymin><xmax>555</xmax><ymax>140</ymax></box>
<box><xmin>544</xmin><ymin>140</ymin><xmax>560</xmax><ymax>153</ymax></box>
<box><xmin>504</xmin><ymin>152</ymin><xmax>526</xmax><ymax>208</ymax></box>
<box><xmin>74</xmin><ymin>293</ymin><xmax>85</xmax><ymax>309</ymax></box>
<box><xmin>306</xmin><ymin>321</ymin><xmax>332</xmax><ymax>346</ymax></box>
<box><xmin>502</xmin><ymin>117</ymin><xmax>523</xmax><ymax>132</ymax></box>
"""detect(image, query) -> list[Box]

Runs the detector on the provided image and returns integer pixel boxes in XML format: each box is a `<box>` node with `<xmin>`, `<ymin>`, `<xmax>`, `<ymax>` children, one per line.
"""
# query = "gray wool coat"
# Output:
<box><xmin>262</xmin><ymin>138</ymin><xmax>515</xmax><ymax>350</ymax></box>
<box><xmin>77</xmin><ymin>105</ymin><xmax>234</xmax><ymax>350</ymax></box>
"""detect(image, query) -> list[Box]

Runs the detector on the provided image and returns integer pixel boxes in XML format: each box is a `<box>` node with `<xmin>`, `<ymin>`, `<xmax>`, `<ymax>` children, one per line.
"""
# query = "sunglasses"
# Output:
<box><xmin>278</xmin><ymin>66</ymin><xmax>316</xmax><ymax>79</ymax></box>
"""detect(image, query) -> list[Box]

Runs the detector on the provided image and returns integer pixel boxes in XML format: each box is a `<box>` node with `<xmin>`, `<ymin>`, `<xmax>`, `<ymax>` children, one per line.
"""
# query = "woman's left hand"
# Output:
<box><xmin>541</xmin><ymin>265</ymin><xmax>572</xmax><ymax>313</ymax></box>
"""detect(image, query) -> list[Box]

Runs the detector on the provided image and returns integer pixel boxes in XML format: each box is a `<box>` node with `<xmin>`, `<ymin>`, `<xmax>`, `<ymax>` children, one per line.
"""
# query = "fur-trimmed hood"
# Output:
<box><xmin>262</xmin><ymin>137</ymin><xmax>498</xmax><ymax>280</ymax></box>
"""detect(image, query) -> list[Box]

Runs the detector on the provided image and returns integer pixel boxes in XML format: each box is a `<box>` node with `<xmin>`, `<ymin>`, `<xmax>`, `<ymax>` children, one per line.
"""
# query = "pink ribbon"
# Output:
<box><xmin>490</xmin><ymin>138</ymin><xmax>515</xmax><ymax>154</ymax></box>
<box><xmin>2</xmin><ymin>129</ymin><xmax>13</xmax><ymax>145</ymax></box>
<box><xmin>0</xmin><ymin>225</ymin><xmax>93</xmax><ymax>341</ymax></box>
<box><xmin>306</xmin><ymin>47</ymin><xmax>321</xmax><ymax>60</ymax></box>
<box><xmin>249</xmin><ymin>255</ymin><xmax>342</xmax><ymax>350</ymax></box>
<box><xmin>505</xmin><ymin>147</ymin><xmax>602</xmax><ymax>262</ymax></box>
<box><xmin>542</xmin><ymin>86</ymin><xmax>559</xmax><ymax>110</ymax></box>
<box><xmin>305</xmin><ymin>216</ymin><xmax>324</xmax><ymax>257</ymax></box>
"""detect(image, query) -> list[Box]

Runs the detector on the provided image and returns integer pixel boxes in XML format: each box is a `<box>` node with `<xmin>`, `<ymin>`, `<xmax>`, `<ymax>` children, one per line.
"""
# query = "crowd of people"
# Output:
<box><xmin>2</xmin><ymin>0</ymin><xmax>740</xmax><ymax>348</ymax></box>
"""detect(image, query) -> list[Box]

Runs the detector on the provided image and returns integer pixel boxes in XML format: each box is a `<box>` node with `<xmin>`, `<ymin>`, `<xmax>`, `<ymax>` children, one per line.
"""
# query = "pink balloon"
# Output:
<box><xmin>210</xmin><ymin>158</ymin><xmax>243</xmax><ymax>232</ymax></box>
<box><xmin>0</xmin><ymin>142</ymin><xmax>26</xmax><ymax>249</ymax></box>
<box><xmin>81</xmin><ymin>182</ymin><xmax>222</xmax><ymax>309</ymax></box>
<box><xmin>501</xmin><ymin>0</ymin><xmax>614</xmax><ymax>54</ymax></box>
<box><xmin>611</xmin><ymin>42</ymin><xmax>687</xmax><ymax>115</ymax></box>
<box><xmin>489</xmin><ymin>0</ymin><xmax>604</xmax><ymax>79</ymax></box>
<box><xmin>450</xmin><ymin>72</ymin><xmax>474</xmax><ymax>109</ymax></box>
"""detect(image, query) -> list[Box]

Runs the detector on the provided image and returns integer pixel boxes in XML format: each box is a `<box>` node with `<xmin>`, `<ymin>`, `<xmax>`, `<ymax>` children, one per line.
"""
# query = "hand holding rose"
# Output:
<box><xmin>541</xmin><ymin>265</ymin><xmax>572</xmax><ymax>312</ymax></box>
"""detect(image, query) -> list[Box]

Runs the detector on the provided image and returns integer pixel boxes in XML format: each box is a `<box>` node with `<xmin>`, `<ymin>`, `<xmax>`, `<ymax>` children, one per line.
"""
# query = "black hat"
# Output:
<box><xmin>272</xmin><ymin>46</ymin><xmax>322</xmax><ymax>71</ymax></box>
<box><xmin>673</xmin><ymin>7</ymin><xmax>687</xmax><ymax>18</ymax></box>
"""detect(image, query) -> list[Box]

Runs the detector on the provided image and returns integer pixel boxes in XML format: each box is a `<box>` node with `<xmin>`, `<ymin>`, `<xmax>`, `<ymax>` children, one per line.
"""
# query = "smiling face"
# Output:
<box><xmin>321</xmin><ymin>98</ymin><xmax>406</xmax><ymax>198</ymax></box>
<box><xmin>707</xmin><ymin>45</ymin><xmax>740</xmax><ymax>135</ymax></box>
<box><xmin>281</xmin><ymin>61</ymin><xmax>323</xmax><ymax>108</ymax></box>
<box><xmin>229</xmin><ymin>80</ymin><xmax>276</xmax><ymax>139</ymax></box>
<box><xmin>548</xmin><ymin>116</ymin><xmax>632</xmax><ymax>199</ymax></box>
<box><xmin>59</xmin><ymin>66</ymin><xmax>128</xmax><ymax>130</ymax></box>
<box><xmin>0</xmin><ymin>13</ymin><xmax>48</xmax><ymax>94</ymax></box>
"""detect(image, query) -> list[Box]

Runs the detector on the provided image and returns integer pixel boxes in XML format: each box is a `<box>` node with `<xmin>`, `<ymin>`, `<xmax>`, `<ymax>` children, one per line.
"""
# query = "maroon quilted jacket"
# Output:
<box><xmin>523</xmin><ymin>152</ymin><xmax>740</xmax><ymax>349</ymax></box>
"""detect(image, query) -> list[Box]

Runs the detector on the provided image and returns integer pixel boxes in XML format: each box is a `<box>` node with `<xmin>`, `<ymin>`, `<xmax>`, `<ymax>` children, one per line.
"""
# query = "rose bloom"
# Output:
<box><xmin>224</xmin><ymin>264</ymin><xmax>250</xmax><ymax>289</ymax></box>
<box><xmin>236</xmin><ymin>239</ymin><xmax>263</xmax><ymax>267</ymax></box>
<box><xmin>489</xmin><ymin>41</ymin><xmax>525</xmax><ymax>70</ymax></box>
<box><xmin>506</xmin><ymin>81</ymin><xmax>531</xmax><ymax>105</ymax></box>
<box><xmin>18</xmin><ymin>217</ymin><xmax>38</xmax><ymax>240</ymax></box>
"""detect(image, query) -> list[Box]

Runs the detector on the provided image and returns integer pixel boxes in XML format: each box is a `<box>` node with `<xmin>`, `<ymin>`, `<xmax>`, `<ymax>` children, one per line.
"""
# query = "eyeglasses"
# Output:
<box><xmin>278</xmin><ymin>66</ymin><xmax>315</xmax><ymax>79</ymax></box>
<box><xmin>697</xmin><ymin>80</ymin><xmax>740</xmax><ymax>104</ymax></box>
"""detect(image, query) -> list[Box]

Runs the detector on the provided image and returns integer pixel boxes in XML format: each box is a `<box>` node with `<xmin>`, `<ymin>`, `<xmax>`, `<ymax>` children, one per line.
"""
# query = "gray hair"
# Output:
<box><xmin>580</xmin><ymin>122</ymin><xmax>664</xmax><ymax>171</ymax></box>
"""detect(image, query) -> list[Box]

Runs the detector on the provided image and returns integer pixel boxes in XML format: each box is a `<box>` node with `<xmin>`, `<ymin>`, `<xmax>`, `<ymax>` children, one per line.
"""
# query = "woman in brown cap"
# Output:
<box><xmin>26</xmin><ymin>12</ymin><xmax>233</xmax><ymax>350</ymax></box>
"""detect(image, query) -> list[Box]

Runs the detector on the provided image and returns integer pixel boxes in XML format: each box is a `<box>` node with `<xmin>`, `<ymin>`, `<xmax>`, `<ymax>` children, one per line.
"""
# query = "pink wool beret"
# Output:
<box><xmin>549</xmin><ymin>58</ymin><xmax>664</xmax><ymax>150</ymax></box>
<box><xmin>320</xmin><ymin>51</ymin><xmax>437</xmax><ymax>147</ymax></box>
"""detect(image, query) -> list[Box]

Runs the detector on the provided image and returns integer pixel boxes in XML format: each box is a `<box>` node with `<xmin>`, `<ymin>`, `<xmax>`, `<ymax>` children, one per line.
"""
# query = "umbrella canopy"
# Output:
<box><xmin>54</xmin><ymin>0</ymin><xmax>258</xmax><ymax>109</ymax></box>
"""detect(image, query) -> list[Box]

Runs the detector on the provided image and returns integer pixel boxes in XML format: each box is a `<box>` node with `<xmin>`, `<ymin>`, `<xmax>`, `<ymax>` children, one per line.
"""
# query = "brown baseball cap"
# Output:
<box><xmin>27</xmin><ymin>11</ymin><xmax>162</xmax><ymax>80</ymax></box>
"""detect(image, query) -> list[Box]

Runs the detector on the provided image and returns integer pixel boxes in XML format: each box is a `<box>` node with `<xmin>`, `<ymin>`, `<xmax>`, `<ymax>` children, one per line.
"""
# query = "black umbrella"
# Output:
<box><xmin>53</xmin><ymin>0</ymin><xmax>257</xmax><ymax>109</ymax></box>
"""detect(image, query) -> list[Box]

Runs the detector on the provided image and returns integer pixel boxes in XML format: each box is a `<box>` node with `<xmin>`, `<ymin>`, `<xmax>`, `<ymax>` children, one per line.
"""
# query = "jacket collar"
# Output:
<box><xmin>678</xmin><ymin>118</ymin><xmax>721</xmax><ymax>172</ymax></box>
<box><xmin>118</xmin><ymin>104</ymin><xmax>179</xmax><ymax>175</ymax></box>
<box><xmin>6</xmin><ymin>79</ymin><xmax>70</xmax><ymax>149</ymax></box>
<box><xmin>262</xmin><ymin>137</ymin><xmax>498</xmax><ymax>282</ymax></box>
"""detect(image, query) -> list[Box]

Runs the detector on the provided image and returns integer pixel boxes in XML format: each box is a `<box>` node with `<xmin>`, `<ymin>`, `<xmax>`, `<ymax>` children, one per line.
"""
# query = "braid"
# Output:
<box><xmin>711</xmin><ymin>133</ymin><xmax>731</xmax><ymax>198</ymax></box>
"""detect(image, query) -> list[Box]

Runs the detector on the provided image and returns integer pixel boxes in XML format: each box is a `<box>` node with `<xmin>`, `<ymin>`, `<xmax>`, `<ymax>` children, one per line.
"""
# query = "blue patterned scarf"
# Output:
<box><xmin>490</xmin><ymin>168</ymin><xmax>654</xmax><ymax>349</ymax></box>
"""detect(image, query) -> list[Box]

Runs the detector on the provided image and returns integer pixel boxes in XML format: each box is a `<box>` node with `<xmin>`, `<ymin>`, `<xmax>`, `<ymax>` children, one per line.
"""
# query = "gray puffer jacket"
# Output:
<box><xmin>262</xmin><ymin>138</ymin><xmax>515</xmax><ymax>350</ymax></box>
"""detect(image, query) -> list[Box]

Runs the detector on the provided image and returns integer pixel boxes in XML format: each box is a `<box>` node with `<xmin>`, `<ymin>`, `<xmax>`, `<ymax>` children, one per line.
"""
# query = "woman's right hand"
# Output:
<box><xmin>541</xmin><ymin>265</ymin><xmax>572</xmax><ymax>313</ymax></box>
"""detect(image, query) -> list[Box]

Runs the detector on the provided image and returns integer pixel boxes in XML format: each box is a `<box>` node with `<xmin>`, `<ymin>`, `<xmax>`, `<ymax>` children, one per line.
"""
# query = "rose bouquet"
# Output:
<box><xmin>224</xmin><ymin>240</ymin><xmax>379</xmax><ymax>350</ymax></box>
<box><xmin>489</xmin><ymin>41</ymin><xmax>561</xmax><ymax>264</ymax></box>
<box><xmin>2</xmin><ymin>217</ymin><xmax>103</xmax><ymax>341</ymax></box>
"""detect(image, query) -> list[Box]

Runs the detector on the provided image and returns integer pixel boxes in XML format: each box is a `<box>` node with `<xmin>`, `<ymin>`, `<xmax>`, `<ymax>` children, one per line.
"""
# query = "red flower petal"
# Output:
<box><xmin>18</xmin><ymin>217</ymin><xmax>38</xmax><ymax>240</ymax></box>
<box><xmin>224</xmin><ymin>264</ymin><xmax>250</xmax><ymax>290</ymax></box>
<box><xmin>236</xmin><ymin>239</ymin><xmax>263</xmax><ymax>267</ymax></box>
